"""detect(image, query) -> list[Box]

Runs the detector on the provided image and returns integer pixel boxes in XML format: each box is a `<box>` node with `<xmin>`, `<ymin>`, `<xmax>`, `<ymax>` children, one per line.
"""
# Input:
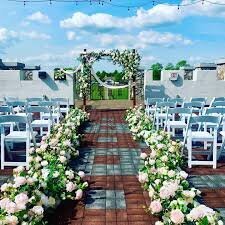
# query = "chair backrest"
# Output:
<box><xmin>167</xmin><ymin>107</ymin><xmax>192</xmax><ymax>115</ymax></box>
<box><xmin>210</xmin><ymin>101</ymin><xmax>225</xmax><ymax>108</ymax></box>
<box><xmin>212</xmin><ymin>97</ymin><xmax>225</xmax><ymax>102</ymax></box>
<box><xmin>0</xmin><ymin>106</ymin><xmax>12</xmax><ymax>114</ymax></box>
<box><xmin>156</xmin><ymin>102</ymin><xmax>176</xmax><ymax>108</ymax></box>
<box><xmin>147</xmin><ymin>98</ymin><xmax>164</xmax><ymax>106</ymax></box>
<box><xmin>167</xmin><ymin>98</ymin><xmax>184</xmax><ymax>104</ymax></box>
<box><xmin>0</xmin><ymin>115</ymin><xmax>37</xmax><ymax>146</ymax></box>
<box><xmin>188</xmin><ymin>115</ymin><xmax>221</xmax><ymax>127</ymax></box>
<box><xmin>7</xmin><ymin>100</ymin><xmax>27</xmax><ymax>107</ymax></box>
<box><xmin>190</xmin><ymin>97</ymin><xmax>207</xmax><ymax>103</ymax></box>
<box><xmin>4</xmin><ymin>96</ymin><xmax>19</xmax><ymax>102</ymax></box>
<box><xmin>27</xmin><ymin>97</ymin><xmax>43</xmax><ymax>103</ymax></box>
<box><xmin>183</xmin><ymin>101</ymin><xmax>204</xmax><ymax>109</ymax></box>
<box><xmin>39</xmin><ymin>101</ymin><xmax>59</xmax><ymax>107</ymax></box>
<box><xmin>51</xmin><ymin>98</ymin><xmax>69</xmax><ymax>106</ymax></box>
<box><xmin>26</xmin><ymin>106</ymin><xmax>50</xmax><ymax>114</ymax></box>
<box><xmin>0</xmin><ymin>115</ymin><xmax>28</xmax><ymax>124</ymax></box>
<box><xmin>205</xmin><ymin>107</ymin><xmax>225</xmax><ymax>115</ymax></box>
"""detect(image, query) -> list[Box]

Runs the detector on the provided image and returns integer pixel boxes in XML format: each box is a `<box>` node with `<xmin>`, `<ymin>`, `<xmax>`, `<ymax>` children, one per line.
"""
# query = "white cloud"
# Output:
<box><xmin>0</xmin><ymin>28</ymin><xmax>18</xmax><ymax>53</ymax></box>
<box><xmin>21</xmin><ymin>31</ymin><xmax>51</xmax><ymax>40</ymax></box>
<box><xmin>98</xmin><ymin>30</ymin><xmax>192</xmax><ymax>49</ymax></box>
<box><xmin>0</xmin><ymin>28</ymin><xmax>17</xmax><ymax>42</ymax></box>
<box><xmin>66</xmin><ymin>31</ymin><xmax>76</xmax><ymax>41</ymax></box>
<box><xmin>27</xmin><ymin>11</ymin><xmax>51</xmax><ymax>24</ymax></box>
<box><xmin>60</xmin><ymin>1</ymin><xmax>225</xmax><ymax>30</ymax></box>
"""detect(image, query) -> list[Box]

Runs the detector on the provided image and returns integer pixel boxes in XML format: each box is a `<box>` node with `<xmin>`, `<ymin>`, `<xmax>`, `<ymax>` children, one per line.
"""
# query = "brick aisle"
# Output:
<box><xmin>48</xmin><ymin>109</ymin><xmax>158</xmax><ymax>225</ymax></box>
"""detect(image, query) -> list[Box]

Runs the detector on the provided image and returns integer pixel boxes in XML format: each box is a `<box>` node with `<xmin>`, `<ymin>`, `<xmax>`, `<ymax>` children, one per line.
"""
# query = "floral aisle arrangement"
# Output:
<box><xmin>0</xmin><ymin>108</ymin><xmax>89</xmax><ymax>225</ymax></box>
<box><xmin>126</xmin><ymin>106</ymin><xmax>223</xmax><ymax>225</ymax></box>
<box><xmin>77</xmin><ymin>49</ymin><xmax>141</xmax><ymax>98</ymax></box>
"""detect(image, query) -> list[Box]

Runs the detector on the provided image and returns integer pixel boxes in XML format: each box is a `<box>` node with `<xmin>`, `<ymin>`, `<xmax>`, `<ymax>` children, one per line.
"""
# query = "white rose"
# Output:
<box><xmin>41</xmin><ymin>160</ymin><xmax>48</xmax><ymax>167</ymax></box>
<box><xmin>30</xmin><ymin>206</ymin><xmax>44</xmax><ymax>216</ymax></box>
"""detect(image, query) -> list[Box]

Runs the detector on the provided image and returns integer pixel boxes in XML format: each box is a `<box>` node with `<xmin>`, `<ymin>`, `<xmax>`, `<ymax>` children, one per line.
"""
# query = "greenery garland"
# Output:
<box><xmin>126</xmin><ymin>106</ymin><xmax>223</xmax><ymax>225</ymax></box>
<box><xmin>0</xmin><ymin>108</ymin><xmax>88</xmax><ymax>225</ymax></box>
<box><xmin>77</xmin><ymin>49</ymin><xmax>141</xmax><ymax>98</ymax></box>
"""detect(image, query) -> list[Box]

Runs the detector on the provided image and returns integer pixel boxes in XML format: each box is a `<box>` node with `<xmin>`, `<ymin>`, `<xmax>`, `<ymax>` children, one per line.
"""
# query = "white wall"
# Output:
<box><xmin>144</xmin><ymin>69</ymin><xmax>225</xmax><ymax>104</ymax></box>
<box><xmin>0</xmin><ymin>70</ymin><xmax>74</xmax><ymax>104</ymax></box>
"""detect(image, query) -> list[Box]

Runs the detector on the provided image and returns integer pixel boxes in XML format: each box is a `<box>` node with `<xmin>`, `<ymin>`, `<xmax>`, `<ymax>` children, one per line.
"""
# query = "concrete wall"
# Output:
<box><xmin>144</xmin><ymin>69</ymin><xmax>225</xmax><ymax>104</ymax></box>
<box><xmin>0</xmin><ymin>70</ymin><xmax>74</xmax><ymax>104</ymax></box>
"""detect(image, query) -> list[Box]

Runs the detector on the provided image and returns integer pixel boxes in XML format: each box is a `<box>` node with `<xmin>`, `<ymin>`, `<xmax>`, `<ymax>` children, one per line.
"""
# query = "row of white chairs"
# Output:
<box><xmin>1</xmin><ymin>97</ymin><xmax>70</xmax><ymax>116</ymax></box>
<box><xmin>0</xmin><ymin>98</ymin><xmax>70</xmax><ymax>170</ymax></box>
<box><xmin>145</xmin><ymin>99</ymin><xmax>225</xmax><ymax>169</ymax></box>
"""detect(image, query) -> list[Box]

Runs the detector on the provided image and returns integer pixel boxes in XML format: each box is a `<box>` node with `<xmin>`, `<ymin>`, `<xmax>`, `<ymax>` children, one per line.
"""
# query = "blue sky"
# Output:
<box><xmin>1</xmin><ymin>0</ymin><xmax>225</xmax><ymax>71</ymax></box>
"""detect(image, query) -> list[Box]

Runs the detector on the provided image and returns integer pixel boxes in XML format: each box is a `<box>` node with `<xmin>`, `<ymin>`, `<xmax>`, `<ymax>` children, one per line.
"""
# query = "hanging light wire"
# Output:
<box><xmin>7</xmin><ymin>0</ymin><xmax>225</xmax><ymax>8</ymax></box>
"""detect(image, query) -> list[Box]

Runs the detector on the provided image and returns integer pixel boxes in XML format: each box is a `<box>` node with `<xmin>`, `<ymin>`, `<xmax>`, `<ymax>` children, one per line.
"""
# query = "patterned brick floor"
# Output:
<box><xmin>1</xmin><ymin>109</ymin><xmax>225</xmax><ymax>224</ymax></box>
<box><xmin>47</xmin><ymin>109</ymin><xmax>158</xmax><ymax>225</ymax></box>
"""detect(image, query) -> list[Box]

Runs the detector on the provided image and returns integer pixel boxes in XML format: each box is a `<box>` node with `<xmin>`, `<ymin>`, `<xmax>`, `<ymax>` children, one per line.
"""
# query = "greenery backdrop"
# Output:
<box><xmin>151</xmin><ymin>60</ymin><xmax>190</xmax><ymax>80</ymax></box>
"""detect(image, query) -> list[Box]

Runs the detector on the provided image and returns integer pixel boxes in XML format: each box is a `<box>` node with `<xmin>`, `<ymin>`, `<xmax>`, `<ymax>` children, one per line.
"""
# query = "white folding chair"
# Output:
<box><xmin>164</xmin><ymin>107</ymin><xmax>192</xmax><ymax>138</ymax></box>
<box><xmin>154</xmin><ymin>102</ymin><xmax>176</xmax><ymax>130</ymax></box>
<box><xmin>39</xmin><ymin>101</ymin><xmax>60</xmax><ymax>124</ymax></box>
<box><xmin>0</xmin><ymin>115</ymin><xmax>36</xmax><ymax>169</ymax></box>
<box><xmin>210</xmin><ymin>97</ymin><xmax>225</xmax><ymax>107</ymax></box>
<box><xmin>167</xmin><ymin>98</ymin><xmax>184</xmax><ymax>105</ymax></box>
<box><xmin>190</xmin><ymin>97</ymin><xmax>207</xmax><ymax>104</ymax></box>
<box><xmin>27</xmin><ymin>97</ymin><xmax>43</xmax><ymax>106</ymax></box>
<box><xmin>51</xmin><ymin>98</ymin><xmax>69</xmax><ymax>116</ymax></box>
<box><xmin>7</xmin><ymin>100</ymin><xmax>27</xmax><ymax>116</ymax></box>
<box><xmin>26</xmin><ymin>106</ymin><xmax>52</xmax><ymax>136</ymax></box>
<box><xmin>185</xmin><ymin>115</ymin><xmax>221</xmax><ymax>169</ymax></box>
<box><xmin>210</xmin><ymin>101</ymin><xmax>225</xmax><ymax>108</ymax></box>
<box><xmin>145</xmin><ymin>98</ymin><xmax>164</xmax><ymax>116</ymax></box>
<box><xmin>183</xmin><ymin>101</ymin><xmax>205</xmax><ymax>115</ymax></box>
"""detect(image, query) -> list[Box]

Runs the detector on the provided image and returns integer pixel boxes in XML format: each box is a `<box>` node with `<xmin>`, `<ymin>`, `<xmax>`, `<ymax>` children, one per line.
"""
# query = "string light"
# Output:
<box><xmin>7</xmin><ymin>0</ymin><xmax>225</xmax><ymax>9</ymax></box>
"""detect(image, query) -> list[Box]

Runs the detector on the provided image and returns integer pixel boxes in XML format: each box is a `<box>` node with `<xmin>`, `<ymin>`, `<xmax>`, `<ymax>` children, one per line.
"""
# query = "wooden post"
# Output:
<box><xmin>83</xmin><ymin>49</ymin><xmax>87</xmax><ymax>110</ymax></box>
<box><xmin>83</xmin><ymin>95</ymin><xmax>86</xmax><ymax>111</ymax></box>
<box><xmin>132</xmin><ymin>49</ymin><xmax>136</xmax><ymax>108</ymax></box>
<box><xmin>132</xmin><ymin>76</ymin><xmax>136</xmax><ymax>108</ymax></box>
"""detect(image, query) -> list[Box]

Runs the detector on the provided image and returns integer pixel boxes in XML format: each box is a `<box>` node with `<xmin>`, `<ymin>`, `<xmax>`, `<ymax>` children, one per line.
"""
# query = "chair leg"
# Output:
<box><xmin>1</xmin><ymin>136</ymin><xmax>4</xmax><ymax>170</ymax></box>
<box><xmin>187</xmin><ymin>137</ymin><xmax>192</xmax><ymax>168</ymax></box>
<box><xmin>172</xmin><ymin>128</ymin><xmax>175</xmax><ymax>137</ymax></box>
<box><xmin>217</xmin><ymin>139</ymin><xmax>225</xmax><ymax>160</ymax></box>
<box><xmin>213</xmin><ymin>138</ymin><xmax>217</xmax><ymax>169</ymax></box>
<box><xmin>26</xmin><ymin>138</ymin><xmax>30</xmax><ymax>170</ymax></box>
<box><xmin>5</xmin><ymin>142</ymin><xmax>13</xmax><ymax>161</ymax></box>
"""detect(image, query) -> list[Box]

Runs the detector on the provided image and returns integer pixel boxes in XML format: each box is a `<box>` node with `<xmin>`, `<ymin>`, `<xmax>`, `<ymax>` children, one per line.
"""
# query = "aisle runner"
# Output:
<box><xmin>68</xmin><ymin>110</ymin><xmax>158</xmax><ymax>225</ymax></box>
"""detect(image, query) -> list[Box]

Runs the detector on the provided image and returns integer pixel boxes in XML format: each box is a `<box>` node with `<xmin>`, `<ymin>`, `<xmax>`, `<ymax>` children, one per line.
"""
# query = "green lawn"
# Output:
<box><xmin>91</xmin><ymin>83</ymin><xmax>128</xmax><ymax>100</ymax></box>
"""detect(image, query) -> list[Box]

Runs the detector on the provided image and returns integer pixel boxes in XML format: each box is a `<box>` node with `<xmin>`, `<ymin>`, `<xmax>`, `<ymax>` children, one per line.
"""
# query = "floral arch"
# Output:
<box><xmin>76</xmin><ymin>49</ymin><xmax>141</xmax><ymax>107</ymax></box>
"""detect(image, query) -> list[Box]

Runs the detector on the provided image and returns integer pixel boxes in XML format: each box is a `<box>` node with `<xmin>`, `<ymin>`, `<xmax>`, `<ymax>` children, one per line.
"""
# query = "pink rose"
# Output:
<box><xmin>14</xmin><ymin>176</ymin><xmax>26</xmax><ymax>188</ymax></box>
<box><xmin>0</xmin><ymin>198</ymin><xmax>10</xmax><ymax>209</ymax></box>
<box><xmin>140</xmin><ymin>152</ymin><xmax>148</xmax><ymax>160</ymax></box>
<box><xmin>150</xmin><ymin>200</ymin><xmax>162</xmax><ymax>214</ymax></box>
<box><xmin>170</xmin><ymin>209</ymin><xmax>184</xmax><ymax>224</ymax></box>
<box><xmin>66</xmin><ymin>182</ymin><xmax>76</xmax><ymax>192</ymax></box>
<box><xmin>78</xmin><ymin>171</ymin><xmax>85</xmax><ymax>179</ymax></box>
<box><xmin>15</xmin><ymin>193</ymin><xmax>28</xmax><ymax>210</ymax></box>
<box><xmin>138</xmin><ymin>172</ymin><xmax>148</xmax><ymax>184</ymax></box>
<box><xmin>5</xmin><ymin>215</ymin><xmax>18</xmax><ymax>225</ymax></box>
<box><xmin>5</xmin><ymin>201</ymin><xmax>17</xmax><ymax>214</ymax></box>
<box><xmin>75</xmin><ymin>189</ymin><xmax>83</xmax><ymax>200</ymax></box>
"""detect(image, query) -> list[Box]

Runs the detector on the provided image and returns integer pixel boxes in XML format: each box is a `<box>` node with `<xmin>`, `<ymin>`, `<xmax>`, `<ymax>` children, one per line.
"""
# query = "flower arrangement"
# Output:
<box><xmin>126</xmin><ymin>106</ymin><xmax>223</xmax><ymax>225</ymax></box>
<box><xmin>77</xmin><ymin>49</ymin><xmax>141</xmax><ymax>98</ymax></box>
<box><xmin>0</xmin><ymin>108</ymin><xmax>89</xmax><ymax>225</ymax></box>
<box><xmin>54</xmin><ymin>68</ymin><xmax>67</xmax><ymax>80</ymax></box>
